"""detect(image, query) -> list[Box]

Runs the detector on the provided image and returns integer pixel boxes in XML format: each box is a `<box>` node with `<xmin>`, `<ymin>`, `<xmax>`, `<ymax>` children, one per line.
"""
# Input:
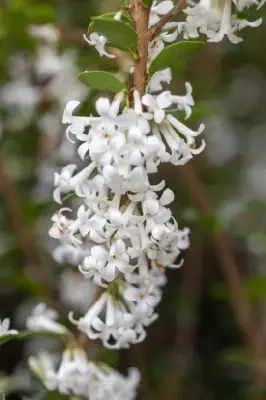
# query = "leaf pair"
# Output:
<box><xmin>80</xmin><ymin>13</ymin><xmax>204</xmax><ymax>93</ymax></box>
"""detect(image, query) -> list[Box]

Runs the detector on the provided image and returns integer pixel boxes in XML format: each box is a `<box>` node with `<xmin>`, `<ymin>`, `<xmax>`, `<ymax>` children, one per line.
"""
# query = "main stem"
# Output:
<box><xmin>131</xmin><ymin>0</ymin><xmax>150</xmax><ymax>94</ymax></box>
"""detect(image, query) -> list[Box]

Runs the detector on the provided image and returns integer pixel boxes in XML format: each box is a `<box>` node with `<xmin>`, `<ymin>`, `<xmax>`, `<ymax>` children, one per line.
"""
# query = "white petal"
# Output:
<box><xmin>95</xmin><ymin>97</ymin><xmax>111</xmax><ymax>115</ymax></box>
<box><xmin>154</xmin><ymin>108</ymin><xmax>165</xmax><ymax>124</ymax></box>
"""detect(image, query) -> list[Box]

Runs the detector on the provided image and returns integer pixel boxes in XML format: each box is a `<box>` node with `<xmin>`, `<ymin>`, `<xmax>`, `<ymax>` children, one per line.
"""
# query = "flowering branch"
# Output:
<box><xmin>1</xmin><ymin>0</ymin><xmax>262</xmax><ymax>398</ymax></box>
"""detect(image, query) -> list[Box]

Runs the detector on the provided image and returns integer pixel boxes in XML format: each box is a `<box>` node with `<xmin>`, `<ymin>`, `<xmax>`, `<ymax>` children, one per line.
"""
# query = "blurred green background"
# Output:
<box><xmin>1</xmin><ymin>0</ymin><xmax>266</xmax><ymax>399</ymax></box>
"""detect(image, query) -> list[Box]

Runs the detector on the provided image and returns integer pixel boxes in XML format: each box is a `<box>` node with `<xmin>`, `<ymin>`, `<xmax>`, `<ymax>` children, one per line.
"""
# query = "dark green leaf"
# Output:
<box><xmin>89</xmin><ymin>16</ymin><xmax>137</xmax><ymax>51</ymax></box>
<box><xmin>149</xmin><ymin>41</ymin><xmax>204</xmax><ymax>77</ymax></box>
<box><xmin>79</xmin><ymin>71</ymin><xmax>125</xmax><ymax>92</ymax></box>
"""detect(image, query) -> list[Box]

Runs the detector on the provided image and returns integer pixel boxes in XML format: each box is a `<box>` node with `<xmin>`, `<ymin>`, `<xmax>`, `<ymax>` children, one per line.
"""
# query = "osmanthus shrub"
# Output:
<box><xmin>0</xmin><ymin>0</ymin><xmax>263</xmax><ymax>398</ymax></box>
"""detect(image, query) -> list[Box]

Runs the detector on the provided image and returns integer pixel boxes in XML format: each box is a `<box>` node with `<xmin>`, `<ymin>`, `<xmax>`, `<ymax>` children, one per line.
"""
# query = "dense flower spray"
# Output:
<box><xmin>1</xmin><ymin>0</ymin><xmax>262</xmax><ymax>399</ymax></box>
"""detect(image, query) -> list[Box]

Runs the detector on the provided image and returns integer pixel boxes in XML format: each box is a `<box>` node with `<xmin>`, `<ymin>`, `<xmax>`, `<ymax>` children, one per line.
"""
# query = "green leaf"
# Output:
<box><xmin>89</xmin><ymin>16</ymin><xmax>137</xmax><ymax>51</ymax></box>
<box><xmin>0</xmin><ymin>334</ymin><xmax>18</xmax><ymax>346</ymax></box>
<box><xmin>0</xmin><ymin>392</ymin><xmax>5</xmax><ymax>400</ymax></box>
<box><xmin>91</xmin><ymin>12</ymin><xmax>132</xmax><ymax>24</ymax></box>
<box><xmin>220</xmin><ymin>346</ymin><xmax>251</xmax><ymax>366</ymax></box>
<box><xmin>0</xmin><ymin>330</ymin><xmax>68</xmax><ymax>347</ymax></box>
<box><xmin>18</xmin><ymin>330</ymin><xmax>68</xmax><ymax>342</ymax></box>
<box><xmin>79</xmin><ymin>71</ymin><xmax>125</xmax><ymax>92</ymax></box>
<box><xmin>149</xmin><ymin>41</ymin><xmax>204</xmax><ymax>78</ymax></box>
<box><xmin>244</xmin><ymin>275</ymin><xmax>266</xmax><ymax>304</ymax></box>
<box><xmin>40</xmin><ymin>392</ymin><xmax>69</xmax><ymax>400</ymax></box>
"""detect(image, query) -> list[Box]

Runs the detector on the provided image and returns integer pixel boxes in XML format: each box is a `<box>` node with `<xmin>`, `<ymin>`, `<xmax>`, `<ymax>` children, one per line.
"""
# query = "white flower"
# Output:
<box><xmin>208</xmin><ymin>0</ymin><xmax>244</xmax><ymax>44</ymax></box>
<box><xmin>79</xmin><ymin>240</ymin><xmax>133</xmax><ymax>284</ymax></box>
<box><xmin>179</xmin><ymin>0</ymin><xmax>262</xmax><ymax>44</ymax></box>
<box><xmin>83</xmin><ymin>32</ymin><xmax>115</xmax><ymax>58</ymax></box>
<box><xmin>171</xmin><ymin>82</ymin><xmax>195</xmax><ymax>119</ymax></box>
<box><xmin>49</xmin><ymin>208</ymin><xmax>74</xmax><ymax>242</ymax></box>
<box><xmin>142</xmin><ymin>91</ymin><xmax>172</xmax><ymax>124</ymax></box>
<box><xmin>149</xmin><ymin>0</ymin><xmax>174</xmax><ymax>26</ymax></box>
<box><xmin>62</xmin><ymin>100</ymin><xmax>91</xmax><ymax>141</ymax></box>
<box><xmin>234</xmin><ymin>0</ymin><xmax>265</xmax><ymax>9</ymax></box>
<box><xmin>27</xmin><ymin>24</ymin><xmax>59</xmax><ymax>42</ymax></box>
<box><xmin>70</xmin><ymin>292</ymin><xmax>146</xmax><ymax>349</ymax></box>
<box><xmin>87</xmin><ymin>364</ymin><xmax>140</xmax><ymax>400</ymax></box>
<box><xmin>29</xmin><ymin>352</ymin><xmax>58</xmax><ymax>391</ymax></box>
<box><xmin>123</xmin><ymin>283</ymin><xmax>162</xmax><ymax>315</ymax></box>
<box><xmin>29</xmin><ymin>349</ymin><xmax>140</xmax><ymax>399</ymax></box>
<box><xmin>69</xmin><ymin>205</ymin><xmax>106</xmax><ymax>243</ymax></box>
<box><xmin>26</xmin><ymin>303</ymin><xmax>67</xmax><ymax>334</ymax></box>
<box><xmin>0</xmin><ymin>318</ymin><xmax>18</xmax><ymax>336</ymax></box>
<box><xmin>53</xmin><ymin>164</ymin><xmax>76</xmax><ymax>203</ymax></box>
<box><xmin>147</xmin><ymin>67</ymin><xmax>172</xmax><ymax>93</ymax></box>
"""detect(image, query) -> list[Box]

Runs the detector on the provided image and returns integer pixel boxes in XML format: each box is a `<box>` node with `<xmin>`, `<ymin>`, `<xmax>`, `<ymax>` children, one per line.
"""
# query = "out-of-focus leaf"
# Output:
<box><xmin>79</xmin><ymin>71</ymin><xmax>125</xmax><ymax>92</ymax></box>
<box><xmin>217</xmin><ymin>198</ymin><xmax>248</xmax><ymax>229</ymax></box>
<box><xmin>99</xmin><ymin>349</ymin><xmax>119</xmax><ymax>367</ymax></box>
<box><xmin>0</xmin><ymin>330</ymin><xmax>68</xmax><ymax>347</ymax></box>
<box><xmin>198</xmin><ymin>212</ymin><xmax>220</xmax><ymax>235</ymax></box>
<box><xmin>149</xmin><ymin>41</ymin><xmax>204</xmax><ymax>77</ymax></box>
<box><xmin>89</xmin><ymin>16</ymin><xmax>137</xmax><ymax>51</ymax></box>
<box><xmin>18</xmin><ymin>330</ymin><xmax>68</xmax><ymax>342</ymax></box>
<box><xmin>244</xmin><ymin>275</ymin><xmax>266</xmax><ymax>304</ymax></box>
<box><xmin>39</xmin><ymin>392</ymin><xmax>69</xmax><ymax>400</ymax></box>
<box><xmin>6</xmin><ymin>270</ymin><xmax>44</xmax><ymax>296</ymax></box>
<box><xmin>220</xmin><ymin>346</ymin><xmax>251</xmax><ymax>366</ymax></box>
<box><xmin>0</xmin><ymin>334</ymin><xmax>18</xmax><ymax>346</ymax></box>
<box><xmin>210</xmin><ymin>282</ymin><xmax>228</xmax><ymax>300</ymax></box>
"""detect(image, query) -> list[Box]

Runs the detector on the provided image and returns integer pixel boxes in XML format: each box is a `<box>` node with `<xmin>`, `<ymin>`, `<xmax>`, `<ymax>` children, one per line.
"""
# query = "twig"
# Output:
<box><xmin>181</xmin><ymin>162</ymin><xmax>265</xmax><ymax>384</ymax></box>
<box><xmin>147</xmin><ymin>0</ymin><xmax>186</xmax><ymax>40</ymax></box>
<box><xmin>130</xmin><ymin>0</ymin><xmax>151</xmax><ymax>94</ymax></box>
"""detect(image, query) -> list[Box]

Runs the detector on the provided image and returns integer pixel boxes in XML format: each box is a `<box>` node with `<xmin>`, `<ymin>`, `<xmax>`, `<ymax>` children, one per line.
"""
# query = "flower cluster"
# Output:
<box><xmin>29</xmin><ymin>348</ymin><xmax>140</xmax><ymax>400</ymax></box>
<box><xmin>49</xmin><ymin>12</ymin><xmax>205</xmax><ymax>348</ymax></box>
<box><xmin>148</xmin><ymin>0</ymin><xmax>263</xmax><ymax>45</ymax></box>
<box><xmin>178</xmin><ymin>0</ymin><xmax>263</xmax><ymax>44</ymax></box>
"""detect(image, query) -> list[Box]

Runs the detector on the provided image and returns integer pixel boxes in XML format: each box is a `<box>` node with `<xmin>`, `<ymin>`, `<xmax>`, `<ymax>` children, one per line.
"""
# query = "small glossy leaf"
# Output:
<box><xmin>89</xmin><ymin>16</ymin><xmax>137</xmax><ymax>51</ymax></box>
<box><xmin>149</xmin><ymin>41</ymin><xmax>204</xmax><ymax>77</ymax></box>
<box><xmin>79</xmin><ymin>71</ymin><xmax>125</xmax><ymax>92</ymax></box>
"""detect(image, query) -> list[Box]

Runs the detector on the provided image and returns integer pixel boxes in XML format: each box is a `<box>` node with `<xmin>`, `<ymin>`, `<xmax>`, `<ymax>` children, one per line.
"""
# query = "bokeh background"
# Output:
<box><xmin>1</xmin><ymin>0</ymin><xmax>266</xmax><ymax>399</ymax></box>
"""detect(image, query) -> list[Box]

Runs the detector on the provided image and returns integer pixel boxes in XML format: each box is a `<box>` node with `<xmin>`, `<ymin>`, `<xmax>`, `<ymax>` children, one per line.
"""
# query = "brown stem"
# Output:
<box><xmin>131</xmin><ymin>0</ymin><xmax>151</xmax><ymax>94</ymax></box>
<box><xmin>181</xmin><ymin>162</ymin><xmax>265</xmax><ymax>384</ymax></box>
<box><xmin>147</xmin><ymin>0</ymin><xmax>186</xmax><ymax>40</ymax></box>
